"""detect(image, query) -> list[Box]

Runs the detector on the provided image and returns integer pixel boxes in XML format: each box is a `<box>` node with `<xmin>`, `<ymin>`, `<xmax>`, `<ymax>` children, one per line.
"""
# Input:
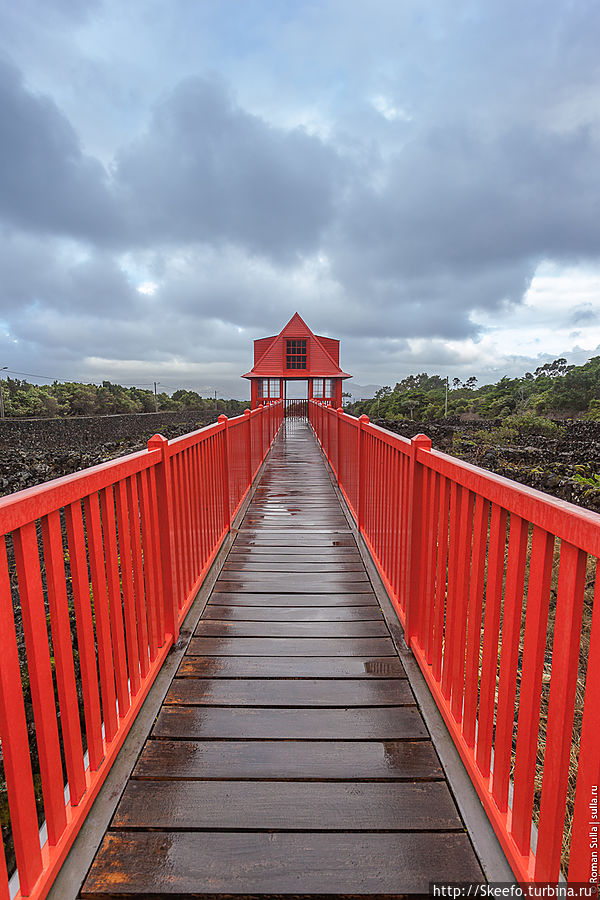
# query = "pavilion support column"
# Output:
<box><xmin>335</xmin><ymin>379</ymin><xmax>342</xmax><ymax>409</ymax></box>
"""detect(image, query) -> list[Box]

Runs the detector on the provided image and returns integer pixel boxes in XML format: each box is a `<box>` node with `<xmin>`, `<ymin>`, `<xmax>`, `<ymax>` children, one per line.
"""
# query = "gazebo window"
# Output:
<box><xmin>258</xmin><ymin>379</ymin><xmax>280</xmax><ymax>398</ymax></box>
<box><xmin>313</xmin><ymin>378</ymin><xmax>334</xmax><ymax>398</ymax></box>
<box><xmin>286</xmin><ymin>339</ymin><xmax>307</xmax><ymax>369</ymax></box>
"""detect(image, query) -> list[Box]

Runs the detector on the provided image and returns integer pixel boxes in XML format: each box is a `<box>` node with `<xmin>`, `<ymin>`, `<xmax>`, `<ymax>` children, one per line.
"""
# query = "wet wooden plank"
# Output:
<box><xmin>216</xmin><ymin>581</ymin><xmax>374</xmax><ymax>593</ymax></box>
<box><xmin>247</xmin><ymin>511</ymin><xmax>346</xmax><ymax>516</ymax></box>
<box><xmin>202</xmin><ymin>605</ymin><xmax>383</xmax><ymax>621</ymax></box>
<box><xmin>82</xmin><ymin>831</ymin><xmax>484</xmax><ymax>898</ymax></box>
<box><xmin>177</xmin><ymin>656</ymin><xmax>406</xmax><ymax>679</ymax></box>
<box><xmin>233</xmin><ymin>534</ymin><xmax>356</xmax><ymax>547</ymax></box>
<box><xmin>247</xmin><ymin>509</ymin><xmax>345</xmax><ymax>516</ymax></box>
<box><xmin>210</xmin><ymin>591</ymin><xmax>377</xmax><ymax>605</ymax></box>
<box><xmin>237</xmin><ymin>526</ymin><xmax>352</xmax><ymax>533</ymax></box>
<box><xmin>134</xmin><ymin>739</ymin><xmax>443</xmax><ymax>781</ymax></box>
<box><xmin>193</xmin><ymin>620</ymin><xmax>389</xmax><ymax>638</ymax></box>
<box><xmin>222</xmin><ymin>560</ymin><xmax>366</xmax><ymax>572</ymax></box>
<box><xmin>243</xmin><ymin>519</ymin><xmax>350</xmax><ymax>529</ymax></box>
<box><xmin>113</xmin><ymin>780</ymin><xmax>462</xmax><ymax>830</ymax></box>
<box><xmin>226</xmin><ymin>549</ymin><xmax>363</xmax><ymax>560</ymax></box>
<box><xmin>153</xmin><ymin>706</ymin><xmax>428</xmax><ymax>740</ymax></box>
<box><xmin>165</xmin><ymin>678</ymin><xmax>413</xmax><ymax>707</ymax></box>
<box><xmin>219</xmin><ymin>570</ymin><xmax>369</xmax><ymax>584</ymax></box>
<box><xmin>245</xmin><ymin>505</ymin><xmax>344</xmax><ymax>512</ymax></box>
<box><xmin>187</xmin><ymin>637</ymin><xmax>397</xmax><ymax>656</ymax></box>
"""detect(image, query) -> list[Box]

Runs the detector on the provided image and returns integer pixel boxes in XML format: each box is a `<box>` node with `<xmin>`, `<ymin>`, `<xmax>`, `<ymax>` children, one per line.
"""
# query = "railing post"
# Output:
<box><xmin>336</xmin><ymin>407</ymin><xmax>343</xmax><ymax>482</ymax></box>
<box><xmin>244</xmin><ymin>408</ymin><xmax>252</xmax><ymax>486</ymax></box>
<box><xmin>357</xmin><ymin>414</ymin><xmax>369</xmax><ymax>533</ymax></box>
<box><xmin>218</xmin><ymin>414</ymin><xmax>231</xmax><ymax>532</ymax></box>
<box><xmin>147</xmin><ymin>433</ymin><xmax>179</xmax><ymax>642</ymax></box>
<box><xmin>405</xmin><ymin>433</ymin><xmax>432</xmax><ymax>648</ymax></box>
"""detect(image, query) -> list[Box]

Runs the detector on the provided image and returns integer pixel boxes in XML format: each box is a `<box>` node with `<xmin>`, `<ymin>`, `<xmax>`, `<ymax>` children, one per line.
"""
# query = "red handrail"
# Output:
<box><xmin>309</xmin><ymin>401</ymin><xmax>600</xmax><ymax>886</ymax></box>
<box><xmin>0</xmin><ymin>402</ymin><xmax>283</xmax><ymax>900</ymax></box>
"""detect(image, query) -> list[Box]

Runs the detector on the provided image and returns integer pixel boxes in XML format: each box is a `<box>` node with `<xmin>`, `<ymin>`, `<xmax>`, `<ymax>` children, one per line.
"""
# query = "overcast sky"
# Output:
<box><xmin>1</xmin><ymin>0</ymin><xmax>600</xmax><ymax>399</ymax></box>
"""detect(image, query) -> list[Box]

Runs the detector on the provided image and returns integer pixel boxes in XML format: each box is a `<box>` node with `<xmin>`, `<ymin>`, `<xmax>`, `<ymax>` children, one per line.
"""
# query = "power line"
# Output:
<box><xmin>2</xmin><ymin>369</ymin><xmax>159</xmax><ymax>388</ymax></box>
<box><xmin>3</xmin><ymin>369</ymin><xmax>61</xmax><ymax>381</ymax></box>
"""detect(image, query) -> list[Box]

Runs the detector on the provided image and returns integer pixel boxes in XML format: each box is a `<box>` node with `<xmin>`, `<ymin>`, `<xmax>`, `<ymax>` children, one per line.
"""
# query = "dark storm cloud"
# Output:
<box><xmin>0</xmin><ymin>59</ymin><xmax>119</xmax><ymax>241</ymax></box>
<box><xmin>0</xmin><ymin>233</ymin><xmax>139</xmax><ymax>317</ymax></box>
<box><xmin>114</xmin><ymin>77</ymin><xmax>345</xmax><ymax>260</ymax></box>
<box><xmin>2</xmin><ymin>0</ymin><xmax>600</xmax><ymax>394</ymax></box>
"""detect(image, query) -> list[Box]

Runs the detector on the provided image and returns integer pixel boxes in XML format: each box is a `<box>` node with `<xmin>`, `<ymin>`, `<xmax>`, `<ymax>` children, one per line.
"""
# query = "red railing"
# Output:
<box><xmin>309</xmin><ymin>401</ymin><xmax>600</xmax><ymax>886</ymax></box>
<box><xmin>0</xmin><ymin>402</ymin><xmax>282</xmax><ymax>900</ymax></box>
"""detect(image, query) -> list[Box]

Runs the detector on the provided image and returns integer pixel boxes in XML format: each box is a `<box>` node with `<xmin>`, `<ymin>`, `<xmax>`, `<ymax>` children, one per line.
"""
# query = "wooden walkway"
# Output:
<box><xmin>81</xmin><ymin>419</ymin><xmax>484</xmax><ymax>897</ymax></box>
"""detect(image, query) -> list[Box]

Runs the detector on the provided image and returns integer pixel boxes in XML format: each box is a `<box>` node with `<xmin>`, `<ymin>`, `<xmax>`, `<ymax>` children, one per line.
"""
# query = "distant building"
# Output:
<box><xmin>243</xmin><ymin>312</ymin><xmax>351</xmax><ymax>409</ymax></box>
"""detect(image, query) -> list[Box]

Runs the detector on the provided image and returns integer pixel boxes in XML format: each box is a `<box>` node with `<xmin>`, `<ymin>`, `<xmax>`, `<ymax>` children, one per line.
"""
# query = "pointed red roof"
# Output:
<box><xmin>243</xmin><ymin>313</ymin><xmax>351</xmax><ymax>379</ymax></box>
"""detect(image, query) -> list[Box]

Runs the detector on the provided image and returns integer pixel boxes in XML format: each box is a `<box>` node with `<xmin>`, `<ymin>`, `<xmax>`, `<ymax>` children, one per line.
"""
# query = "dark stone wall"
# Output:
<box><xmin>375</xmin><ymin>418</ymin><xmax>600</xmax><ymax>513</ymax></box>
<box><xmin>0</xmin><ymin>409</ymin><xmax>241</xmax><ymax>496</ymax></box>
<box><xmin>0</xmin><ymin>409</ymin><xmax>241</xmax><ymax>452</ymax></box>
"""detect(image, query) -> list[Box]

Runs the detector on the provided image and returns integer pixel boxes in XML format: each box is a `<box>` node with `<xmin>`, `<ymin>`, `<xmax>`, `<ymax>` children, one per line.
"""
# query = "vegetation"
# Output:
<box><xmin>0</xmin><ymin>378</ymin><xmax>246</xmax><ymax>418</ymax></box>
<box><xmin>348</xmin><ymin>356</ymin><xmax>600</xmax><ymax>423</ymax></box>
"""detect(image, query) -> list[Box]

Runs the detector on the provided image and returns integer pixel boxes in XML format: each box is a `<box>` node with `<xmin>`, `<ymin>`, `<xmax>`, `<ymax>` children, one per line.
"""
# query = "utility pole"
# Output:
<box><xmin>445</xmin><ymin>377</ymin><xmax>448</xmax><ymax>417</ymax></box>
<box><xmin>0</xmin><ymin>367</ymin><xmax>7</xmax><ymax>419</ymax></box>
<box><xmin>214</xmin><ymin>390</ymin><xmax>218</xmax><ymax>414</ymax></box>
<box><xmin>153</xmin><ymin>381</ymin><xmax>160</xmax><ymax>413</ymax></box>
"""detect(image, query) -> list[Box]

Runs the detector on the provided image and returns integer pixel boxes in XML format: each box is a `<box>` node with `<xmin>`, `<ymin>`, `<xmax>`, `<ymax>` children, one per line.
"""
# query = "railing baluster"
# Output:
<box><xmin>41</xmin><ymin>510</ymin><xmax>86</xmax><ymax>805</ymax></box>
<box><xmin>476</xmin><ymin>503</ymin><xmax>508</xmax><ymax>779</ymax></box>
<box><xmin>568</xmin><ymin>560</ymin><xmax>600</xmax><ymax>882</ymax></box>
<box><xmin>137</xmin><ymin>468</ymin><xmax>160</xmax><ymax>660</ymax></box>
<box><xmin>432</xmin><ymin>476</ymin><xmax>450</xmax><ymax>682</ymax></box>
<box><xmin>182</xmin><ymin>450</ymin><xmax>195</xmax><ymax>592</ymax></box>
<box><xmin>100</xmin><ymin>486</ymin><xmax>130</xmax><ymax>719</ymax></box>
<box><xmin>115</xmin><ymin>480</ymin><xmax>141</xmax><ymax>696</ymax></box>
<box><xmin>0</xmin><ymin>536</ymin><xmax>43</xmax><ymax>893</ymax></box>
<box><xmin>442</xmin><ymin>480</ymin><xmax>461</xmax><ymax>700</ymax></box>
<box><xmin>512</xmin><ymin>526</ymin><xmax>554</xmax><ymax>858</ymax></box>
<box><xmin>147</xmin><ymin>465</ymin><xmax>167</xmax><ymax>641</ymax></box>
<box><xmin>463</xmin><ymin>496</ymin><xmax>489</xmax><ymax>748</ymax></box>
<box><xmin>450</xmin><ymin>488</ymin><xmax>475</xmax><ymax>723</ymax></box>
<box><xmin>187</xmin><ymin>444</ymin><xmax>201</xmax><ymax>575</ymax></box>
<box><xmin>168</xmin><ymin>453</ymin><xmax>185</xmax><ymax>602</ymax></box>
<box><xmin>405</xmin><ymin>434</ymin><xmax>431</xmax><ymax>647</ymax></box>
<box><xmin>195</xmin><ymin>442</ymin><xmax>208</xmax><ymax>571</ymax></box>
<box><xmin>65</xmin><ymin>500</ymin><xmax>104</xmax><ymax>771</ymax></box>
<box><xmin>126</xmin><ymin>475</ymin><xmax>150</xmax><ymax>680</ymax></box>
<box><xmin>13</xmin><ymin>522</ymin><xmax>67</xmax><ymax>844</ymax></box>
<box><xmin>84</xmin><ymin>492</ymin><xmax>118</xmax><ymax>741</ymax></box>
<box><xmin>421</xmin><ymin>469</ymin><xmax>439</xmax><ymax>664</ymax></box>
<box><xmin>493</xmin><ymin>513</ymin><xmax>528</xmax><ymax>812</ymax></box>
<box><xmin>218</xmin><ymin>415</ymin><xmax>231</xmax><ymax>532</ymax></box>
<box><xmin>535</xmin><ymin>541</ymin><xmax>587</xmax><ymax>882</ymax></box>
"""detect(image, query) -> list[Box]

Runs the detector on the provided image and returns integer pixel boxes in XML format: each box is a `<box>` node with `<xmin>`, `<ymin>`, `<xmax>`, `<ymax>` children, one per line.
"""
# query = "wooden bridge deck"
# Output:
<box><xmin>81</xmin><ymin>419</ymin><xmax>484</xmax><ymax>898</ymax></box>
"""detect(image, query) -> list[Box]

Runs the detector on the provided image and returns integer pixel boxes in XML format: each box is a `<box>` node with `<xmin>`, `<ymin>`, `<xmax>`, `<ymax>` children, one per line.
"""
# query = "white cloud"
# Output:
<box><xmin>137</xmin><ymin>281</ymin><xmax>158</xmax><ymax>295</ymax></box>
<box><xmin>370</xmin><ymin>94</ymin><xmax>412</xmax><ymax>122</ymax></box>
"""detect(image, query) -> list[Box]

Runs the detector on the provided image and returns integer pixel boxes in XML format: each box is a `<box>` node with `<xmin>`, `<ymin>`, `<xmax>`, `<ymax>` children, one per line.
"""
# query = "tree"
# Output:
<box><xmin>375</xmin><ymin>386</ymin><xmax>392</xmax><ymax>400</ymax></box>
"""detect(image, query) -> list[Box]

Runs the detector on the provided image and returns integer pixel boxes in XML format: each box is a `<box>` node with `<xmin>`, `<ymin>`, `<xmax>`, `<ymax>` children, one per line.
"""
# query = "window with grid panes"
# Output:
<box><xmin>286</xmin><ymin>339</ymin><xmax>307</xmax><ymax>369</ymax></box>
<box><xmin>313</xmin><ymin>379</ymin><xmax>334</xmax><ymax>398</ymax></box>
<box><xmin>258</xmin><ymin>379</ymin><xmax>280</xmax><ymax>398</ymax></box>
